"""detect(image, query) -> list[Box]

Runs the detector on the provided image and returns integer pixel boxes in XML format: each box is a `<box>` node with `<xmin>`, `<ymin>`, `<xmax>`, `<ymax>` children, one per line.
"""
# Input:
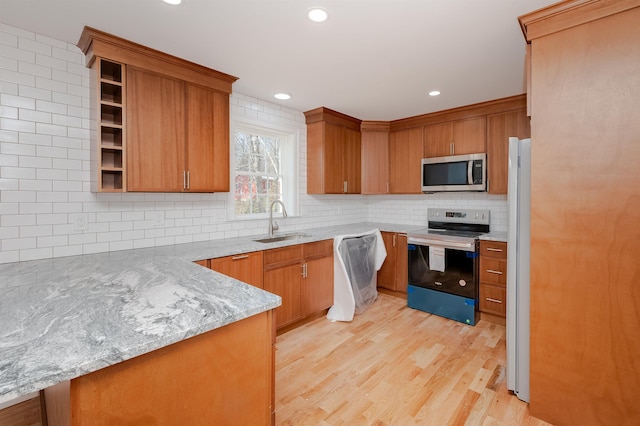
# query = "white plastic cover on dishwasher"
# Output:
<box><xmin>327</xmin><ymin>229</ymin><xmax>386</xmax><ymax>322</ymax></box>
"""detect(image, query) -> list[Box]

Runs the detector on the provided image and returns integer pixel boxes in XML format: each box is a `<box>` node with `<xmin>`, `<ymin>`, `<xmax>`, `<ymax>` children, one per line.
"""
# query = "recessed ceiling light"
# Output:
<box><xmin>274</xmin><ymin>93</ymin><xmax>291</xmax><ymax>100</ymax></box>
<box><xmin>308</xmin><ymin>8</ymin><xmax>328</xmax><ymax>23</ymax></box>
<box><xmin>163</xmin><ymin>0</ymin><xmax>182</xmax><ymax>5</ymax></box>
<box><xmin>429</xmin><ymin>91</ymin><xmax>441</xmax><ymax>97</ymax></box>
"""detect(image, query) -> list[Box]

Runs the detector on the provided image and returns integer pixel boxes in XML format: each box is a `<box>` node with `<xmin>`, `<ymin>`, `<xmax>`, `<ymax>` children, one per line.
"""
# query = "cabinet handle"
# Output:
<box><xmin>486</xmin><ymin>247</ymin><xmax>503</xmax><ymax>252</ymax></box>
<box><xmin>301</xmin><ymin>263</ymin><xmax>308</xmax><ymax>278</ymax></box>
<box><xmin>386</xmin><ymin>182</ymin><xmax>389</xmax><ymax>193</ymax></box>
<box><xmin>232</xmin><ymin>255</ymin><xmax>249</xmax><ymax>260</ymax></box>
<box><xmin>486</xmin><ymin>297</ymin><xmax>503</xmax><ymax>304</ymax></box>
<box><xmin>343</xmin><ymin>181</ymin><xmax>347</xmax><ymax>193</ymax></box>
<box><xmin>186</xmin><ymin>171</ymin><xmax>190</xmax><ymax>189</ymax></box>
<box><xmin>486</xmin><ymin>269</ymin><xmax>503</xmax><ymax>275</ymax></box>
<box><xmin>183</xmin><ymin>171</ymin><xmax>187</xmax><ymax>190</ymax></box>
<box><xmin>392</xmin><ymin>234</ymin><xmax>396</xmax><ymax>247</ymax></box>
<box><xmin>450</xmin><ymin>142</ymin><xmax>454</xmax><ymax>155</ymax></box>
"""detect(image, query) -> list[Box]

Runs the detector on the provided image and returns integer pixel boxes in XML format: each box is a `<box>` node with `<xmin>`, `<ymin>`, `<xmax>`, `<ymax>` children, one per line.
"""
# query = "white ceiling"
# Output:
<box><xmin>0</xmin><ymin>0</ymin><xmax>556</xmax><ymax>121</ymax></box>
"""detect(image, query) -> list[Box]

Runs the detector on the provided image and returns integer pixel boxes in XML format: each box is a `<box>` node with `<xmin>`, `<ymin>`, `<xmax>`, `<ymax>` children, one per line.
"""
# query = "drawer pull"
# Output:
<box><xmin>486</xmin><ymin>269</ymin><xmax>503</xmax><ymax>275</ymax></box>
<box><xmin>232</xmin><ymin>255</ymin><xmax>249</xmax><ymax>260</ymax></box>
<box><xmin>486</xmin><ymin>247</ymin><xmax>503</xmax><ymax>252</ymax></box>
<box><xmin>486</xmin><ymin>297</ymin><xmax>503</xmax><ymax>304</ymax></box>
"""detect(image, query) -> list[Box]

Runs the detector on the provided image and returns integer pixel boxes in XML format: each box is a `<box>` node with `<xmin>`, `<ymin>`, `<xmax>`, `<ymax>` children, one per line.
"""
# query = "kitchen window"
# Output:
<box><xmin>230</xmin><ymin>122</ymin><xmax>297</xmax><ymax>219</ymax></box>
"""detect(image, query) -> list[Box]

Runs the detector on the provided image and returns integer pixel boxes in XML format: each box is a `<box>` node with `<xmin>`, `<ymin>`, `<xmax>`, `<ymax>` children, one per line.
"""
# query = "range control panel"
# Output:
<box><xmin>428</xmin><ymin>208</ymin><xmax>490</xmax><ymax>225</ymax></box>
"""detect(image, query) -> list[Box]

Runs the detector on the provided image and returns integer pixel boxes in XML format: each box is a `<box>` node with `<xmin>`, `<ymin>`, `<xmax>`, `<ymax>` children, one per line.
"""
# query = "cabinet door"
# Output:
<box><xmin>264</xmin><ymin>264</ymin><xmax>302</xmax><ymax>329</ymax></box>
<box><xmin>343</xmin><ymin>127</ymin><xmax>361</xmax><ymax>193</ymax></box>
<box><xmin>210</xmin><ymin>252</ymin><xmax>264</xmax><ymax>289</ymax></box>
<box><xmin>486</xmin><ymin>109</ymin><xmax>530</xmax><ymax>194</ymax></box>
<box><xmin>388</xmin><ymin>127</ymin><xmax>423</xmax><ymax>194</ymax></box>
<box><xmin>361</xmin><ymin>130</ymin><xmax>389</xmax><ymax>194</ymax></box>
<box><xmin>377</xmin><ymin>232</ymin><xmax>397</xmax><ymax>290</ymax></box>
<box><xmin>423</xmin><ymin>122</ymin><xmax>452</xmax><ymax>157</ymax></box>
<box><xmin>452</xmin><ymin>116</ymin><xmax>486</xmax><ymax>155</ymax></box>
<box><xmin>301</xmin><ymin>254</ymin><xmax>334</xmax><ymax>316</ymax></box>
<box><xmin>186</xmin><ymin>84</ymin><xmax>229</xmax><ymax>192</ymax></box>
<box><xmin>127</xmin><ymin>67</ymin><xmax>185</xmax><ymax>192</ymax></box>
<box><xmin>322</xmin><ymin>122</ymin><xmax>345</xmax><ymax>194</ymax></box>
<box><xmin>263</xmin><ymin>245</ymin><xmax>302</xmax><ymax>329</ymax></box>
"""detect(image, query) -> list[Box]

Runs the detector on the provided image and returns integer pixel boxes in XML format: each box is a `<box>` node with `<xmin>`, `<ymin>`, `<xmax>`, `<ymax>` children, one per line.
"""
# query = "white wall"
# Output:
<box><xmin>0</xmin><ymin>22</ymin><xmax>506</xmax><ymax>265</ymax></box>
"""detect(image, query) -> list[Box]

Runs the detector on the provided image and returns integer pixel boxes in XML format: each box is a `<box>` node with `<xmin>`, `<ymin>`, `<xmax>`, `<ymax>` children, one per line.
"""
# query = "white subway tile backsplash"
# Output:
<box><xmin>0</xmin><ymin>43</ymin><xmax>35</xmax><ymax>63</ymax></box>
<box><xmin>19</xmin><ymin>224</ymin><xmax>52</xmax><ymax>238</ymax></box>
<box><xmin>0</xmin><ymin>31</ymin><xmax>18</xmax><ymax>47</ymax></box>
<box><xmin>0</xmin><ymin>68</ymin><xmax>35</xmax><ymax>86</ymax></box>
<box><xmin>35</xmin><ymin>99</ymin><xmax>66</xmax><ymax>114</ymax></box>
<box><xmin>0</xmin><ymin>56</ymin><xmax>17</xmax><ymax>71</ymax></box>
<box><xmin>36</xmin><ymin>54</ymin><xmax>67</xmax><ymax>71</ymax></box>
<box><xmin>2</xmin><ymin>93</ymin><xmax>35</xmax><ymax>109</ymax></box>
<box><xmin>19</xmin><ymin>108</ymin><xmax>52</xmax><ymax>123</ymax></box>
<box><xmin>18</xmin><ymin>61</ymin><xmax>51</xmax><ymax>79</ymax></box>
<box><xmin>19</xmin><ymin>132</ymin><xmax>51</xmax><ymax>146</ymax></box>
<box><xmin>20</xmin><ymin>84</ymin><xmax>57</xmax><ymax>102</ymax></box>
<box><xmin>18</xmin><ymin>38</ymin><xmax>51</xmax><ymax>56</ymax></box>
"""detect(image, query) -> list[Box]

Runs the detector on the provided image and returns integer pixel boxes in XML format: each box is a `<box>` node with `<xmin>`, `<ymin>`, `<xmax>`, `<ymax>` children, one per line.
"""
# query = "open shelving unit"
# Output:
<box><xmin>97</xmin><ymin>59</ymin><xmax>126</xmax><ymax>192</ymax></box>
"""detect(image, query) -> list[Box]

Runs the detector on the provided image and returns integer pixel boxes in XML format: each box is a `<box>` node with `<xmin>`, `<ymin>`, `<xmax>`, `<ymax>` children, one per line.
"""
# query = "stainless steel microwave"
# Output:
<box><xmin>421</xmin><ymin>153</ymin><xmax>487</xmax><ymax>192</ymax></box>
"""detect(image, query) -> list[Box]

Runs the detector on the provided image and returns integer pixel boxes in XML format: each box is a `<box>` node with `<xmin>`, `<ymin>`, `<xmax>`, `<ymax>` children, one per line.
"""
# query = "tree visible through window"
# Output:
<box><xmin>233</xmin><ymin>130</ymin><xmax>284</xmax><ymax>215</ymax></box>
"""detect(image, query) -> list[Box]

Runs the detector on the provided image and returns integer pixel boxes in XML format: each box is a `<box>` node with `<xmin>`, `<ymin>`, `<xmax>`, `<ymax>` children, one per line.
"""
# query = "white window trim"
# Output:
<box><xmin>228</xmin><ymin>117</ymin><xmax>299</xmax><ymax>221</ymax></box>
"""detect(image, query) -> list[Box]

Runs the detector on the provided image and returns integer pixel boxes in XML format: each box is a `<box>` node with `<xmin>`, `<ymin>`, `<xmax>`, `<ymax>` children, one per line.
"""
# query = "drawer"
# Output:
<box><xmin>302</xmin><ymin>239</ymin><xmax>333</xmax><ymax>260</ymax></box>
<box><xmin>479</xmin><ymin>257</ymin><xmax>507</xmax><ymax>286</ymax></box>
<box><xmin>210</xmin><ymin>251</ymin><xmax>264</xmax><ymax>288</ymax></box>
<box><xmin>480</xmin><ymin>240</ymin><xmax>507</xmax><ymax>259</ymax></box>
<box><xmin>263</xmin><ymin>245</ymin><xmax>302</xmax><ymax>270</ymax></box>
<box><xmin>479</xmin><ymin>284</ymin><xmax>506</xmax><ymax>317</ymax></box>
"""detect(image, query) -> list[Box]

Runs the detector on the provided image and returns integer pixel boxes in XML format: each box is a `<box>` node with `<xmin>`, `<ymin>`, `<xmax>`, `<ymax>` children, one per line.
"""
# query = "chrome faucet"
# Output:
<box><xmin>268</xmin><ymin>200</ymin><xmax>288</xmax><ymax>237</ymax></box>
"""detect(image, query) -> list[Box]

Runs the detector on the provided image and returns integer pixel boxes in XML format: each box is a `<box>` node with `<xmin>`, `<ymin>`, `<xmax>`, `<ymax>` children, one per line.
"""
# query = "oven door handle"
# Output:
<box><xmin>407</xmin><ymin>236</ymin><xmax>476</xmax><ymax>252</ymax></box>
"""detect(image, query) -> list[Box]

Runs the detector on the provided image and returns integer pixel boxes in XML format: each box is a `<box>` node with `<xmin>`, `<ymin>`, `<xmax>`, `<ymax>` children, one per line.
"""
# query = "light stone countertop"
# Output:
<box><xmin>0</xmin><ymin>221</ymin><xmax>423</xmax><ymax>404</ymax></box>
<box><xmin>479</xmin><ymin>231</ymin><xmax>508</xmax><ymax>242</ymax></box>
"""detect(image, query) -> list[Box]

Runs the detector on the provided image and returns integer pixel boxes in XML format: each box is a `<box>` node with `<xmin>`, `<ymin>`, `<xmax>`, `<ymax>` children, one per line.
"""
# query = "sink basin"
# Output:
<box><xmin>253</xmin><ymin>233</ymin><xmax>311</xmax><ymax>243</ymax></box>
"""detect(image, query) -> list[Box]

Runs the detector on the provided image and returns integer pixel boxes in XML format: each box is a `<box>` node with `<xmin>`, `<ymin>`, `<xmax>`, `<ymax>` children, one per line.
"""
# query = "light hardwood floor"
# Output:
<box><xmin>275</xmin><ymin>293</ymin><xmax>551</xmax><ymax>425</ymax></box>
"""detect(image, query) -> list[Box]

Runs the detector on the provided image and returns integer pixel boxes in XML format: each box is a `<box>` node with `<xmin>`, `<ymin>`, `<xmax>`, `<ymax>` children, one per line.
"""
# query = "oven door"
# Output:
<box><xmin>407</xmin><ymin>241</ymin><xmax>478</xmax><ymax>299</ymax></box>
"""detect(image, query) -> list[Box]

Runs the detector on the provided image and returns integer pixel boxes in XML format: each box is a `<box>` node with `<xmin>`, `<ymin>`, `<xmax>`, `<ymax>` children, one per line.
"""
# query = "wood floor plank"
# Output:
<box><xmin>275</xmin><ymin>293</ymin><xmax>552</xmax><ymax>425</ymax></box>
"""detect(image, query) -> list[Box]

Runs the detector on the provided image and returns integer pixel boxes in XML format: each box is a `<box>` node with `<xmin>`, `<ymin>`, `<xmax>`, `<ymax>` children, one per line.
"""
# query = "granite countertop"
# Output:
<box><xmin>0</xmin><ymin>221</ymin><xmax>420</xmax><ymax>404</ymax></box>
<box><xmin>479</xmin><ymin>231</ymin><xmax>508</xmax><ymax>242</ymax></box>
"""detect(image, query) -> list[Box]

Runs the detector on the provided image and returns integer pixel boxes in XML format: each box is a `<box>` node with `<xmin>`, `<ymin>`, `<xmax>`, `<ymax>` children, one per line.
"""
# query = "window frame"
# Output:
<box><xmin>228</xmin><ymin>118</ymin><xmax>299</xmax><ymax>220</ymax></box>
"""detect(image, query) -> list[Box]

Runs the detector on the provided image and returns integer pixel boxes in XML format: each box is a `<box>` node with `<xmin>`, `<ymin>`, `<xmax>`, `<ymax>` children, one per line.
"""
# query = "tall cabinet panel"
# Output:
<box><xmin>360</xmin><ymin>122</ymin><xmax>390</xmax><ymax>194</ymax></box>
<box><xmin>486</xmin><ymin>108</ymin><xmax>530</xmax><ymax>194</ymax></box>
<box><xmin>388</xmin><ymin>127</ymin><xmax>422</xmax><ymax>194</ymax></box>
<box><xmin>127</xmin><ymin>68</ymin><xmax>185</xmax><ymax>192</ymax></box>
<box><xmin>520</xmin><ymin>2</ymin><xmax>640</xmax><ymax>425</ymax></box>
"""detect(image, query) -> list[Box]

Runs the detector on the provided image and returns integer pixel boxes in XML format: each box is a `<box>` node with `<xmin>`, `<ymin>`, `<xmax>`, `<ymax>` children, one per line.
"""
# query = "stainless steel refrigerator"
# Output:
<box><xmin>506</xmin><ymin>137</ymin><xmax>531</xmax><ymax>402</ymax></box>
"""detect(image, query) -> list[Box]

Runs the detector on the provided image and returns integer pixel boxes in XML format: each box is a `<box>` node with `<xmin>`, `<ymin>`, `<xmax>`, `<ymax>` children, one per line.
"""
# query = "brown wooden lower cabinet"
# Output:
<box><xmin>377</xmin><ymin>232</ymin><xmax>408</xmax><ymax>293</ymax></box>
<box><xmin>264</xmin><ymin>240</ymin><xmax>334</xmax><ymax>330</ymax></box>
<box><xmin>44</xmin><ymin>311</ymin><xmax>275</xmax><ymax>425</ymax></box>
<box><xmin>478</xmin><ymin>240</ymin><xmax>507</xmax><ymax>318</ymax></box>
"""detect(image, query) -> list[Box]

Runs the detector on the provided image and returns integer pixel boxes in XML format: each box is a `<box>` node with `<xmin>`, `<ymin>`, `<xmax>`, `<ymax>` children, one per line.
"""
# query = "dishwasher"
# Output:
<box><xmin>327</xmin><ymin>229</ymin><xmax>386</xmax><ymax>322</ymax></box>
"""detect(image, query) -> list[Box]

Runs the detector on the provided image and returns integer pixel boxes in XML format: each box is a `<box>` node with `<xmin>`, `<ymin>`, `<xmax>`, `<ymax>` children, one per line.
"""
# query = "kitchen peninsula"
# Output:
<box><xmin>0</xmin><ymin>222</ymin><xmax>420</xmax><ymax>425</ymax></box>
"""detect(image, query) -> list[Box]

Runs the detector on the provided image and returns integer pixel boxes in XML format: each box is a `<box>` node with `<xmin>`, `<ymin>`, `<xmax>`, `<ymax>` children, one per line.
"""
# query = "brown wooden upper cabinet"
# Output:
<box><xmin>423</xmin><ymin>116</ymin><xmax>486</xmax><ymax>158</ymax></box>
<box><xmin>78</xmin><ymin>26</ymin><xmax>237</xmax><ymax>193</ymax></box>
<box><xmin>389</xmin><ymin>127</ymin><xmax>423</xmax><ymax>194</ymax></box>
<box><xmin>305</xmin><ymin>107</ymin><xmax>361</xmax><ymax>194</ymax></box>
<box><xmin>486</xmin><ymin>109</ymin><xmax>530</xmax><ymax>194</ymax></box>
<box><xmin>360</xmin><ymin>121</ymin><xmax>390</xmax><ymax>195</ymax></box>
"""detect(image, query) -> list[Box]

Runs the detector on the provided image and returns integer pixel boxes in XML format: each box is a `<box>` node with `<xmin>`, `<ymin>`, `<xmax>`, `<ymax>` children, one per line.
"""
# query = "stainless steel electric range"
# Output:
<box><xmin>406</xmin><ymin>208</ymin><xmax>490</xmax><ymax>325</ymax></box>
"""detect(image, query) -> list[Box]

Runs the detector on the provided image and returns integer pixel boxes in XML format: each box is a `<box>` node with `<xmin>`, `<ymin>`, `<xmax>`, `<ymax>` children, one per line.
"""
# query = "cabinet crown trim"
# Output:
<box><xmin>518</xmin><ymin>0</ymin><xmax>640</xmax><ymax>42</ymax></box>
<box><xmin>78</xmin><ymin>26</ymin><xmax>238</xmax><ymax>94</ymax></box>
<box><xmin>304</xmin><ymin>106</ymin><xmax>362</xmax><ymax>130</ymax></box>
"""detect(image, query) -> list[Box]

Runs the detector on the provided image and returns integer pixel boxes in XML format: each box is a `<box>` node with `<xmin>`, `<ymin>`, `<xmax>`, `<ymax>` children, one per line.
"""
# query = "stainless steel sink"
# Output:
<box><xmin>253</xmin><ymin>232</ymin><xmax>311</xmax><ymax>243</ymax></box>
